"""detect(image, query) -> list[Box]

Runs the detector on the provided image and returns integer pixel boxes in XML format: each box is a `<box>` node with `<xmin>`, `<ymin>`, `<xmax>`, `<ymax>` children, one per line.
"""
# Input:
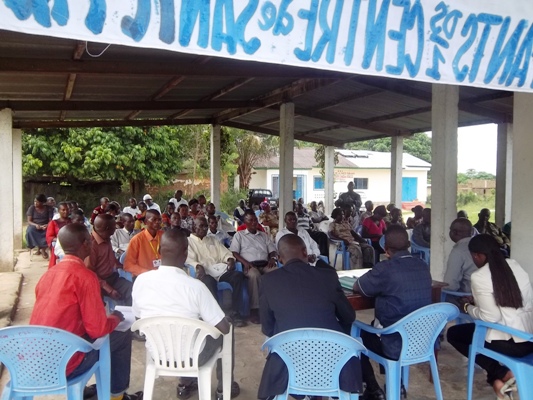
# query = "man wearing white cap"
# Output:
<box><xmin>143</xmin><ymin>194</ymin><xmax>161</xmax><ymax>213</ymax></box>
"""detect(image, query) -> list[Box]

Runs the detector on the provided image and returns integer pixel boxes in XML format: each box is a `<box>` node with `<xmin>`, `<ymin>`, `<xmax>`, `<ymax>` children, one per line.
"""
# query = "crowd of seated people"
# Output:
<box><xmin>26</xmin><ymin>187</ymin><xmax>533</xmax><ymax>400</ymax></box>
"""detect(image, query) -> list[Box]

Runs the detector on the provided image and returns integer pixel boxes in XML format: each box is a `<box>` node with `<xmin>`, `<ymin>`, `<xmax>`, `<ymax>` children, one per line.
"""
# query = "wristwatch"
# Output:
<box><xmin>463</xmin><ymin>302</ymin><xmax>470</xmax><ymax>313</ymax></box>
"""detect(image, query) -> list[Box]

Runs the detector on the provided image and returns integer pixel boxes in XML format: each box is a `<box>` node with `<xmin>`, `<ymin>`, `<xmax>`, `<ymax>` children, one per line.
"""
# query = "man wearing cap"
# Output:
<box><xmin>406</xmin><ymin>205</ymin><xmax>424</xmax><ymax>229</ymax></box>
<box><xmin>143</xmin><ymin>194</ymin><xmax>161</xmax><ymax>213</ymax></box>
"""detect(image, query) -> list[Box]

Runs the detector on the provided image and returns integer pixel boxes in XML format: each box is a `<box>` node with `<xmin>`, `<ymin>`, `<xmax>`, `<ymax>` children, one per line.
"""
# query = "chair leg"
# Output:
<box><xmin>513</xmin><ymin>364</ymin><xmax>533</xmax><ymax>400</ymax></box>
<box><xmin>385</xmin><ymin>363</ymin><xmax>402</xmax><ymax>400</ymax></box>
<box><xmin>466</xmin><ymin>351</ymin><xmax>477</xmax><ymax>400</ymax></box>
<box><xmin>67</xmin><ymin>381</ymin><xmax>85</xmax><ymax>400</ymax></box>
<box><xmin>402</xmin><ymin>365</ymin><xmax>410</xmax><ymax>392</ymax></box>
<box><xmin>197</xmin><ymin>366</ymin><xmax>213</xmax><ymax>400</ymax></box>
<box><xmin>142</xmin><ymin>365</ymin><xmax>157</xmax><ymax>400</ymax></box>
<box><xmin>429</xmin><ymin>356</ymin><xmax>444</xmax><ymax>400</ymax></box>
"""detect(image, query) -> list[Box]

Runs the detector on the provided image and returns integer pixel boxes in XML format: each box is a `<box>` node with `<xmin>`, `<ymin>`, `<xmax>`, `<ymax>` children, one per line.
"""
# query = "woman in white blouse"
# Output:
<box><xmin>447</xmin><ymin>234</ymin><xmax>533</xmax><ymax>400</ymax></box>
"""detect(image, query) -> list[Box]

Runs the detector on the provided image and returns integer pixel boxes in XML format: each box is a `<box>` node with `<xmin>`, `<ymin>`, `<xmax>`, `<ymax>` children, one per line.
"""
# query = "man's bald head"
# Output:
<box><xmin>94</xmin><ymin>213</ymin><xmax>116</xmax><ymax>240</ymax></box>
<box><xmin>160</xmin><ymin>229</ymin><xmax>188</xmax><ymax>268</ymax></box>
<box><xmin>58</xmin><ymin>224</ymin><xmax>91</xmax><ymax>259</ymax></box>
<box><xmin>384</xmin><ymin>225</ymin><xmax>410</xmax><ymax>254</ymax></box>
<box><xmin>278</xmin><ymin>234</ymin><xmax>308</xmax><ymax>264</ymax></box>
<box><xmin>449</xmin><ymin>218</ymin><xmax>473</xmax><ymax>243</ymax></box>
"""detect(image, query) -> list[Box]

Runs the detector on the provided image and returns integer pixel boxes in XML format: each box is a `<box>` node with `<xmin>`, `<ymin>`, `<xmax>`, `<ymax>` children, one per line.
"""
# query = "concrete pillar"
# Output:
<box><xmin>390</xmin><ymin>136</ymin><xmax>403</xmax><ymax>206</ymax></box>
<box><xmin>13</xmin><ymin>128</ymin><xmax>22</xmax><ymax>249</ymax></box>
<box><xmin>210</xmin><ymin>124</ymin><xmax>221</xmax><ymax>209</ymax></box>
<box><xmin>495</xmin><ymin>123</ymin><xmax>513</xmax><ymax>228</ymax></box>
<box><xmin>430</xmin><ymin>85</ymin><xmax>458</xmax><ymax>280</ymax></box>
<box><xmin>511</xmin><ymin>93</ymin><xmax>533</xmax><ymax>275</ymax></box>
<box><xmin>324</xmin><ymin>146</ymin><xmax>335</xmax><ymax>214</ymax></box>
<box><xmin>0</xmin><ymin>109</ymin><xmax>14</xmax><ymax>271</ymax></box>
<box><xmin>279</xmin><ymin>102</ymin><xmax>295</xmax><ymax>222</ymax></box>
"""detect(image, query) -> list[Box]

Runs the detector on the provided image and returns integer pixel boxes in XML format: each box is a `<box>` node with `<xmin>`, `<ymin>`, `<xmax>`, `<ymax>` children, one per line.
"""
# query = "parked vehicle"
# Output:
<box><xmin>247</xmin><ymin>189</ymin><xmax>277</xmax><ymax>209</ymax></box>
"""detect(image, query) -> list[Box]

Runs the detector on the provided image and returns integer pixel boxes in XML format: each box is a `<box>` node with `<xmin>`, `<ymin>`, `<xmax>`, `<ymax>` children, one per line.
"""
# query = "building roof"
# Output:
<box><xmin>254</xmin><ymin>148</ymin><xmax>431</xmax><ymax>170</ymax></box>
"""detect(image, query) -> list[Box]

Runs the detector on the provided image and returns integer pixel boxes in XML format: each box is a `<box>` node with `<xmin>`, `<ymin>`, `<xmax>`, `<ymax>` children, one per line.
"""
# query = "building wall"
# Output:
<box><xmin>250</xmin><ymin>167</ymin><xmax>428</xmax><ymax>205</ymax></box>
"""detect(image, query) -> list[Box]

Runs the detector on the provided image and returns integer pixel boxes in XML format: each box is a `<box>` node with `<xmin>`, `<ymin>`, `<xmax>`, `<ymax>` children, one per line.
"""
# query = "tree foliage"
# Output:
<box><xmin>23</xmin><ymin>126</ymin><xmax>186</xmax><ymax>194</ymax></box>
<box><xmin>345</xmin><ymin>133</ymin><xmax>432</xmax><ymax>163</ymax></box>
<box><xmin>314</xmin><ymin>145</ymin><xmax>339</xmax><ymax>178</ymax></box>
<box><xmin>457</xmin><ymin>169</ymin><xmax>496</xmax><ymax>183</ymax></box>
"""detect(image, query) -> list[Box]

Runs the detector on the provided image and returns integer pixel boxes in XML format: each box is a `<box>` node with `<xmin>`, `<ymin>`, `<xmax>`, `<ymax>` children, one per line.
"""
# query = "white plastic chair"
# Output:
<box><xmin>131</xmin><ymin>316</ymin><xmax>232</xmax><ymax>400</ymax></box>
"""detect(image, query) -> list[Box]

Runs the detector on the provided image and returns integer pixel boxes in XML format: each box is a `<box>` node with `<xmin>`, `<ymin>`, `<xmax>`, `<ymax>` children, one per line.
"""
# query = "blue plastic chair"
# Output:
<box><xmin>379</xmin><ymin>235</ymin><xmax>386</xmax><ymax>251</ymax></box>
<box><xmin>187</xmin><ymin>262</ymin><xmax>249</xmax><ymax>317</ymax></box>
<box><xmin>351</xmin><ymin>303</ymin><xmax>459</xmax><ymax>400</ymax></box>
<box><xmin>440</xmin><ymin>289</ymin><xmax>473</xmax><ymax>324</ymax></box>
<box><xmin>467</xmin><ymin>320</ymin><xmax>533</xmax><ymax>400</ymax></box>
<box><xmin>328</xmin><ymin>233</ymin><xmax>351</xmax><ymax>270</ymax></box>
<box><xmin>119</xmin><ymin>251</ymin><xmax>127</xmax><ymax>266</ymax></box>
<box><xmin>0</xmin><ymin>325</ymin><xmax>111</xmax><ymax>400</ymax></box>
<box><xmin>410</xmin><ymin>241</ymin><xmax>430</xmax><ymax>265</ymax></box>
<box><xmin>262</xmin><ymin>328</ymin><xmax>366</xmax><ymax>400</ymax></box>
<box><xmin>355</xmin><ymin>225</ymin><xmax>372</xmax><ymax>246</ymax></box>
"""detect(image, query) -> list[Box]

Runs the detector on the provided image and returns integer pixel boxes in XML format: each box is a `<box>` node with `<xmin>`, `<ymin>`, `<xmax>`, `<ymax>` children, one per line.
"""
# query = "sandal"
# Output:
<box><xmin>500</xmin><ymin>377</ymin><xmax>517</xmax><ymax>395</ymax></box>
<box><xmin>41</xmin><ymin>250</ymin><xmax>49</xmax><ymax>260</ymax></box>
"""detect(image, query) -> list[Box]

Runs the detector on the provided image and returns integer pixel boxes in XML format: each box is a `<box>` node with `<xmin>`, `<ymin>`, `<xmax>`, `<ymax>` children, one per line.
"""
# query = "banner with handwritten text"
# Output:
<box><xmin>2</xmin><ymin>0</ymin><xmax>533</xmax><ymax>92</ymax></box>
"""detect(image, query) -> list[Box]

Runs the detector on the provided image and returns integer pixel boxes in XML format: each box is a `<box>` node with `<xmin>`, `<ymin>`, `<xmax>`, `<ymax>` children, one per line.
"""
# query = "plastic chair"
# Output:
<box><xmin>261</xmin><ymin>328</ymin><xmax>366</xmax><ymax>400</ymax></box>
<box><xmin>0</xmin><ymin>325</ymin><xmax>111</xmax><ymax>400</ymax></box>
<box><xmin>328</xmin><ymin>233</ymin><xmax>351</xmax><ymax>270</ymax></box>
<box><xmin>187</xmin><ymin>263</ymin><xmax>249</xmax><ymax>317</ymax></box>
<box><xmin>467</xmin><ymin>320</ymin><xmax>533</xmax><ymax>400</ymax></box>
<box><xmin>351</xmin><ymin>303</ymin><xmax>459</xmax><ymax>400</ymax></box>
<box><xmin>410</xmin><ymin>241</ymin><xmax>430</xmax><ymax>265</ymax></box>
<box><xmin>131</xmin><ymin>316</ymin><xmax>232</xmax><ymax>400</ymax></box>
<box><xmin>379</xmin><ymin>235</ymin><xmax>386</xmax><ymax>251</ymax></box>
<box><xmin>355</xmin><ymin>225</ymin><xmax>372</xmax><ymax>245</ymax></box>
<box><xmin>119</xmin><ymin>251</ymin><xmax>127</xmax><ymax>266</ymax></box>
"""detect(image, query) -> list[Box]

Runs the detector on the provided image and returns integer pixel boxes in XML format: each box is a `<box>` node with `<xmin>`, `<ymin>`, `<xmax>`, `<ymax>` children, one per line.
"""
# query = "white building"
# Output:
<box><xmin>249</xmin><ymin>148</ymin><xmax>431</xmax><ymax>206</ymax></box>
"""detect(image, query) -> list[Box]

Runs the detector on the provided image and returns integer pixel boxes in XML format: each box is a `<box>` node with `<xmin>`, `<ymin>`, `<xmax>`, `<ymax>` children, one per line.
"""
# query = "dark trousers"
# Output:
<box><xmin>447</xmin><ymin>323</ymin><xmax>533</xmax><ymax>385</ymax></box>
<box><xmin>104</xmin><ymin>273</ymin><xmax>133</xmax><ymax>306</ymax></box>
<box><xmin>371</xmin><ymin>241</ymin><xmax>384</xmax><ymax>265</ymax></box>
<box><xmin>201</xmin><ymin>270</ymin><xmax>245</xmax><ymax>316</ymax></box>
<box><xmin>360</xmin><ymin>330</ymin><xmax>398</xmax><ymax>390</ymax></box>
<box><xmin>180</xmin><ymin>328</ymin><xmax>235</xmax><ymax>390</ymax></box>
<box><xmin>68</xmin><ymin>330</ymin><xmax>132</xmax><ymax>395</ymax></box>
<box><xmin>307</xmin><ymin>230</ymin><xmax>329</xmax><ymax>257</ymax></box>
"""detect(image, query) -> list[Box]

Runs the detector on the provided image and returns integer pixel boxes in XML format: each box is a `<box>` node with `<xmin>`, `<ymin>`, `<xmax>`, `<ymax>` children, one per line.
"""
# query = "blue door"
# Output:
<box><xmin>402</xmin><ymin>177</ymin><xmax>418</xmax><ymax>201</ymax></box>
<box><xmin>295</xmin><ymin>175</ymin><xmax>305</xmax><ymax>201</ymax></box>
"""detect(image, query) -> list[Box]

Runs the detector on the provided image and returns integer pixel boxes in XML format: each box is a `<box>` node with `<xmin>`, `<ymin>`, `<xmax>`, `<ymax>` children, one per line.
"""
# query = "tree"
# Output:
<box><xmin>23</xmin><ymin>126</ymin><xmax>186</xmax><ymax>197</ymax></box>
<box><xmin>457</xmin><ymin>169</ymin><xmax>496</xmax><ymax>183</ymax></box>
<box><xmin>314</xmin><ymin>145</ymin><xmax>339</xmax><ymax>178</ymax></box>
<box><xmin>345</xmin><ymin>133</ymin><xmax>432</xmax><ymax>163</ymax></box>
<box><xmin>222</xmin><ymin>128</ymin><xmax>278</xmax><ymax>189</ymax></box>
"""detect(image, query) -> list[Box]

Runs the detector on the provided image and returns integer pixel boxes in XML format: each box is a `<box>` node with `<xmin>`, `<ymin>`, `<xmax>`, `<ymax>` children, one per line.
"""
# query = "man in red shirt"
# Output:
<box><xmin>88</xmin><ymin>214</ymin><xmax>133</xmax><ymax>305</ymax></box>
<box><xmin>90</xmin><ymin>197</ymin><xmax>109</xmax><ymax>225</ymax></box>
<box><xmin>30</xmin><ymin>224</ymin><xmax>141</xmax><ymax>400</ymax></box>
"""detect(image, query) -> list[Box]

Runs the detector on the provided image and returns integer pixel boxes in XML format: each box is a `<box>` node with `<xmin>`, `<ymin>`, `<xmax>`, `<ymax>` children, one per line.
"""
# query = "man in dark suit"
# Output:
<box><xmin>258</xmin><ymin>235</ymin><xmax>362</xmax><ymax>400</ymax></box>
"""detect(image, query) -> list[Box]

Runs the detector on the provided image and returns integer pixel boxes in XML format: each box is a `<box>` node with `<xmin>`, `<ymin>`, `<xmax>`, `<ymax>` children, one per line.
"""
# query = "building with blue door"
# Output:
<box><xmin>250</xmin><ymin>148</ymin><xmax>430</xmax><ymax>207</ymax></box>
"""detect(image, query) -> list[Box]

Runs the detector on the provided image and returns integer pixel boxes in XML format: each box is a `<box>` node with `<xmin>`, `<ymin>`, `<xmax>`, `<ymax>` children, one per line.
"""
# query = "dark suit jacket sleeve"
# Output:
<box><xmin>332</xmin><ymin>273</ymin><xmax>356</xmax><ymax>333</ymax></box>
<box><xmin>259</xmin><ymin>275</ymin><xmax>276</xmax><ymax>337</ymax></box>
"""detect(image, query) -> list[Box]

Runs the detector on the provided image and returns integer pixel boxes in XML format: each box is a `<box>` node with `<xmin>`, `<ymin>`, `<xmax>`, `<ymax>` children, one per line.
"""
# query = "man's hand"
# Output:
<box><xmin>109</xmin><ymin>289</ymin><xmax>121</xmax><ymax>300</ymax></box>
<box><xmin>112</xmin><ymin>310</ymin><xmax>125</xmax><ymax>321</ymax></box>
<box><xmin>267</xmin><ymin>257</ymin><xmax>277</xmax><ymax>269</ymax></box>
<box><xmin>308</xmin><ymin>254</ymin><xmax>317</xmax><ymax>263</ymax></box>
<box><xmin>243</xmin><ymin>261</ymin><xmax>253</xmax><ymax>273</ymax></box>
<box><xmin>227</xmin><ymin>258</ymin><xmax>236</xmax><ymax>271</ymax></box>
<box><xmin>196</xmin><ymin>265</ymin><xmax>206</xmax><ymax>280</ymax></box>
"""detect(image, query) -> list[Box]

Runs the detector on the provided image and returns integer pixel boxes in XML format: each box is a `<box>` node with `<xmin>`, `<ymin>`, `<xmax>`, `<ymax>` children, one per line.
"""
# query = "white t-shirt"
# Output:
<box><xmin>169</xmin><ymin>198</ymin><xmax>189</xmax><ymax>210</ymax></box>
<box><xmin>132</xmin><ymin>265</ymin><xmax>225</xmax><ymax>327</ymax></box>
<box><xmin>122</xmin><ymin>206</ymin><xmax>141</xmax><ymax>217</ymax></box>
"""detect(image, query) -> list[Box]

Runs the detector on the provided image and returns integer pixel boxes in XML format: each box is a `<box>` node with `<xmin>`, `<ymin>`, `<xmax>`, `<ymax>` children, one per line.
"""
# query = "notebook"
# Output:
<box><xmin>338</xmin><ymin>276</ymin><xmax>358</xmax><ymax>291</ymax></box>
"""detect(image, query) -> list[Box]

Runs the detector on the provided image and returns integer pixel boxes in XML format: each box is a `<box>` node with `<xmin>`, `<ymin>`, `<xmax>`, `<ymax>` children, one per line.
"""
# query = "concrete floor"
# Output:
<box><xmin>0</xmin><ymin>251</ymin><xmax>520</xmax><ymax>399</ymax></box>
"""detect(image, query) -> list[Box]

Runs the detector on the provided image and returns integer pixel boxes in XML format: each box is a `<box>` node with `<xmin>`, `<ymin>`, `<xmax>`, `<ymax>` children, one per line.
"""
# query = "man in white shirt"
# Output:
<box><xmin>142</xmin><ymin>194</ymin><xmax>161</xmax><ymax>213</ymax></box>
<box><xmin>111</xmin><ymin>213</ymin><xmax>136</xmax><ymax>259</ymax></box>
<box><xmin>122</xmin><ymin>198</ymin><xmax>142</xmax><ymax>217</ymax></box>
<box><xmin>132</xmin><ymin>229</ymin><xmax>240</xmax><ymax>400</ymax></box>
<box><xmin>207</xmin><ymin>215</ymin><xmax>231</xmax><ymax>246</ymax></box>
<box><xmin>168</xmin><ymin>189</ymin><xmax>189</xmax><ymax>210</ymax></box>
<box><xmin>443</xmin><ymin>218</ymin><xmax>477</xmax><ymax>304</ymax></box>
<box><xmin>230</xmin><ymin>210</ymin><xmax>278</xmax><ymax>324</ymax></box>
<box><xmin>276</xmin><ymin>211</ymin><xmax>328</xmax><ymax>268</ymax></box>
<box><xmin>187</xmin><ymin>217</ymin><xmax>246</xmax><ymax>327</ymax></box>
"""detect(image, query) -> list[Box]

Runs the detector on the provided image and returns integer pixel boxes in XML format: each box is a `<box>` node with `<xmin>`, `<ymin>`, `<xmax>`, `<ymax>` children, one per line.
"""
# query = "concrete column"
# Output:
<box><xmin>511</xmin><ymin>93</ymin><xmax>533</xmax><ymax>275</ymax></box>
<box><xmin>0</xmin><ymin>109</ymin><xmax>14</xmax><ymax>272</ymax></box>
<box><xmin>495</xmin><ymin>123</ymin><xmax>513</xmax><ymax>228</ymax></box>
<box><xmin>324</xmin><ymin>145</ymin><xmax>335</xmax><ymax>214</ymax></box>
<box><xmin>13</xmin><ymin>128</ymin><xmax>23</xmax><ymax>249</ymax></box>
<box><xmin>279</xmin><ymin>103</ymin><xmax>295</xmax><ymax>222</ymax></box>
<box><xmin>390</xmin><ymin>136</ymin><xmax>403</xmax><ymax>206</ymax></box>
<box><xmin>210</xmin><ymin>124</ymin><xmax>221</xmax><ymax>209</ymax></box>
<box><xmin>430</xmin><ymin>84</ymin><xmax>458</xmax><ymax>280</ymax></box>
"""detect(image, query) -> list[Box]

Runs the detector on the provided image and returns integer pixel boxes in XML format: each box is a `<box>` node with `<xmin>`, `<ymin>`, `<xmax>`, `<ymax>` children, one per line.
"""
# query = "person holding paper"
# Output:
<box><xmin>30</xmin><ymin>223</ymin><xmax>142</xmax><ymax>400</ymax></box>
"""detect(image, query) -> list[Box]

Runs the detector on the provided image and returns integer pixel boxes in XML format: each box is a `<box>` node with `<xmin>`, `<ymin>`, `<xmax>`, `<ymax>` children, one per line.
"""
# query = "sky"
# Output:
<box><xmin>426</xmin><ymin>123</ymin><xmax>498</xmax><ymax>175</ymax></box>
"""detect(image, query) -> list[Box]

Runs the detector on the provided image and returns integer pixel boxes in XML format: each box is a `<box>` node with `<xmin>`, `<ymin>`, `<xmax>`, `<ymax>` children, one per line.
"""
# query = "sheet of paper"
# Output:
<box><xmin>114</xmin><ymin>306</ymin><xmax>136</xmax><ymax>332</ymax></box>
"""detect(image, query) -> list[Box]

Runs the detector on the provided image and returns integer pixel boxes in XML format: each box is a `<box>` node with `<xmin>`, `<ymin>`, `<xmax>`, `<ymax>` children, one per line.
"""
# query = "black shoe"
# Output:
<box><xmin>83</xmin><ymin>384</ymin><xmax>97</xmax><ymax>399</ymax></box>
<box><xmin>215</xmin><ymin>381</ymin><xmax>240</xmax><ymax>400</ymax></box>
<box><xmin>123</xmin><ymin>391</ymin><xmax>143</xmax><ymax>400</ymax></box>
<box><xmin>132</xmin><ymin>331</ymin><xmax>146</xmax><ymax>342</ymax></box>
<box><xmin>362</xmin><ymin>387</ymin><xmax>386</xmax><ymax>400</ymax></box>
<box><xmin>177</xmin><ymin>382</ymin><xmax>198</xmax><ymax>399</ymax></box>
<box><xmin>232</xmin><ymin>314</ymin><xmax>247</xmax><ymax>328</ymax></box>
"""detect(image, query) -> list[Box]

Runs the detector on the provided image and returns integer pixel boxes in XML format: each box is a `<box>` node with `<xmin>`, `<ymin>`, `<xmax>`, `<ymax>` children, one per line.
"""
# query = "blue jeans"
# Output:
<box><xmin>68</xmin><ymin>330</ymin><xmax>132</xmax><ymax>395</ymax></box>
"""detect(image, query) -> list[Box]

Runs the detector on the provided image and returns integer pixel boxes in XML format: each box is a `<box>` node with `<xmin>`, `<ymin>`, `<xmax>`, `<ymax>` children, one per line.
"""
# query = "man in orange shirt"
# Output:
<box><xmin>124</xmin><ymin>210</ymin><xmax>163</xmax><ymax>277</ymax></box>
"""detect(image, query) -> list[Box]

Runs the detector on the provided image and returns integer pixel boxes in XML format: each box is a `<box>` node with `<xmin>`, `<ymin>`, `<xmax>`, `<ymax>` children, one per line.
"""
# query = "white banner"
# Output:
<box><xmin>1</xmin><ymin>0</ymin><xmax>533</xmax><ymax>92</ymax></box>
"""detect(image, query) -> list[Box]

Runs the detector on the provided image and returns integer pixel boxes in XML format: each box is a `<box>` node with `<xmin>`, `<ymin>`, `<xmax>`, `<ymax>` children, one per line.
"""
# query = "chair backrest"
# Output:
<box><xmin>262</xmin><ymin>328</ymin><xmax>366</xmax><ymax>395</ymax></box>
<box><xmin>410</xmin><ymin>241</ymin><xmax>430</xmax><ymax>264</ymax></box>
<box><xmin>379</xmin><ymin>235</ymin><xmax>385</xmax><ymax>251</ymax></box>
<box><xmin>0</xmin><ymin>325</ymin><xmax>94</xmax><ymax>393</ymax></box>
<box><xmin>393</xmin><ymin>303</ymin><xmax>459</xmax><ymax>363</ymax></box>
<box><xmin>131</xmin><ymin>316</ymin><xmax>223</xmax><ymax>373</ymax></box>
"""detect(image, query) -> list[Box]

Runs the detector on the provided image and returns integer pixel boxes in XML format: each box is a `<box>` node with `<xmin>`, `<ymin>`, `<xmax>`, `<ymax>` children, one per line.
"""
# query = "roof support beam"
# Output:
<box><xmin>14</xmin><ymin>118</ymin><xmax>212</xmax><ymax>129</ymax></box>
<box><xmin>60</xmin><ymin>41</ymin><xmax>86</xmax><ymax>121</ymax></box>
